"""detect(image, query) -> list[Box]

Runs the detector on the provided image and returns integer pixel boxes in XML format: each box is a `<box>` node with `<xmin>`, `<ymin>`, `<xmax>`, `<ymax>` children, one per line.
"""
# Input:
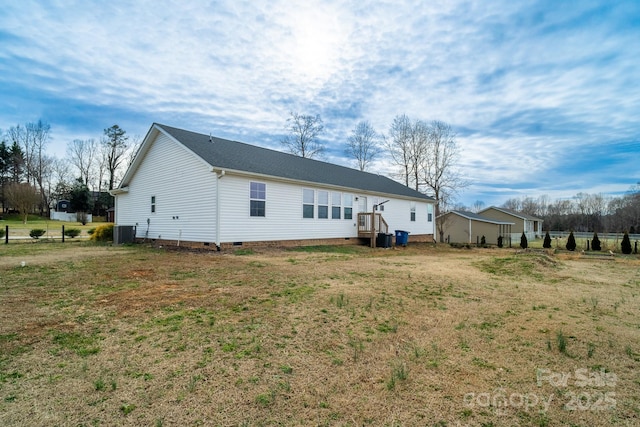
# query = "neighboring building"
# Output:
<box><xmin>479</xmin><ymin>206</ymin><xmax>543</xmax><ymax>241</ymax></box>
<box><xmin>438</xmin><ymin>210</ymin><xmax>514</xmax><ymax>246</ymax></box>
<box><xmin>110</xmin><ymin>123</ymin><xmax>436</xmax><ymax>249</ymax></box>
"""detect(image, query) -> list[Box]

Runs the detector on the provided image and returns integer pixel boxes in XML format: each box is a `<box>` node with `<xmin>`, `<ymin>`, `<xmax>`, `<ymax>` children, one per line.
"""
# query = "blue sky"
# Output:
<box><xmin>1</xmin><ymin>0</ymin><xmax>638</xmax><ymax>207</ymax></box>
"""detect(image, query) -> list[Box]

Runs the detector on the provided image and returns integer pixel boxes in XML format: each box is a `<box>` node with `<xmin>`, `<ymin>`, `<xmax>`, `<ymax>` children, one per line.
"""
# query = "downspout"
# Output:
<box><xmin>469</xmin><ymin>219</ymin><xmax>472</xmax><ymax>244</ymax></box>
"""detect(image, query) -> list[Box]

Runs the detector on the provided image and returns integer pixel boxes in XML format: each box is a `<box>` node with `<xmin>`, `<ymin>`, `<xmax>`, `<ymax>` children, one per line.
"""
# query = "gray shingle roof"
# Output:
<box><xmin>157</xmin><ymin>123</ymin><xmax>432</xmax><ymax>201</ymax></box>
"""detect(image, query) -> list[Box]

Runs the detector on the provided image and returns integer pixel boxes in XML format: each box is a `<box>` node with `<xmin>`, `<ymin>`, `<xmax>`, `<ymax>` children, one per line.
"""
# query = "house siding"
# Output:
<box><xmin>115</xmin><ymin>133</ymin><xmax>218</xmax><ymax>243</ymax></box>
<box><xmin>441</xmin><ymin>213</ymin><xmax>510</xmax><ymax>245</ymax></box>
<box><xmin>480</xmin><ymin>207</ymin><xmax>540</xmax><ymax>241</ymax></box>
<box><xmin>217</xmin><ymin>174</ymin><xmax>433</xmax><ymax>243</ymax></box>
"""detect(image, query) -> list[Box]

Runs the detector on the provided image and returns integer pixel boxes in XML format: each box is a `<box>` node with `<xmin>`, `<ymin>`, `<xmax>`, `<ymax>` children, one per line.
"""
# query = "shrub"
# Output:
<box><xmin>87</xmin><ymin>227</ymin><xmax>96</xmax><ymax>235</ymax></box>
<box><xmin>29</xmin><ymin>229</ymin><xmax>46</xmax><ymax>239</ymax></box>
<box><xmin>520</xmin><ymin>232</ymin><xmax>528</xmax><ymax>249</ymax></box>
<box><xmin>591</xmin><ymin>233</ymin><xmax>601</xmax><ymax>251</ymax></box>
<box><xmin>543</xmin><ymin>231</ymin><xmax>552</xmax><ymax>249</ymax></box>
<box><xmin>480</xmin><ymin>235</ymin><xmax>486</xmax><ymax>247</ymax></box>
<box><xmin>621</xmin><ymin>232</ymin><xmax>632</xmax><ymax>255</ymax></box>
<box><xmin>64</xmin><ymin>228</ymin><xmax>81</xmax><ymax>238</ymax></box>
<box><xmin>566</xmin><ymin>231</ymin><xmax>576</xmax><ymax>251</ymax></box>
<box><xmin>90</xmin><ymin>223</ymin><xmax>114</xmax><ymax>242</ymax></box>
<box><xmin>497</xmin><ymin>235</ymin><xmax>503</xmax><ymax>248</ymax></box>
<box><xmin>0</xmin><ymin>228</ymin><xmax>5</xmax><ymax>239</ymax></box>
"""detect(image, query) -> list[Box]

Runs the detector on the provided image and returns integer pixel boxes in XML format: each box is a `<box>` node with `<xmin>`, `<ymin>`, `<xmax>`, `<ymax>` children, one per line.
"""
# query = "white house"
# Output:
<box><xmin>110</xmin><ymin>123</ymin><xmax>436</xmax><ymax>250</ymax></box>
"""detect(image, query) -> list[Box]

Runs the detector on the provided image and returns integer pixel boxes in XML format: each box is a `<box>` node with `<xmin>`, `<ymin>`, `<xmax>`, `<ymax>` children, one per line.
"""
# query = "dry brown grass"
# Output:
<box><xmin>1</xmin><ymin>242</ymin><xmax>639</xmax><ymax>426</ymax></box>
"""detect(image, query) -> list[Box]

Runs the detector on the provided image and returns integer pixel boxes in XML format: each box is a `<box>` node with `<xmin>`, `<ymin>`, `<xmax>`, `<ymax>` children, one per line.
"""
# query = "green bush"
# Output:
<box><xmin>566</xmin><ymin>231</ymin><xmax>577</xmax><ymax>251</ymax></box>
<box><xmin>30</xmin><ymin>229</ymin><xmax>46</xmax><ymax>239</ymax></box>
<box><xmin>64</xmin><ymin>228</ymin><xmax>81</xmax><ymax>238</ymax></box>
<box><xmin>543</xmin><ymin>231</ymin><xmax>552</xmax><ymax>249</ymax></box>
<box><xmin>621</xmin><ymin>232</ymin><xmax>632</xmax><ymax>255</ymax></box>
<box><xmin>89</xmin><ymin>223</ymin><xmax>114</xmax><ymax>242</ymax></box>
<box><xmin>480</xmin><ymin>235</ymin><xmax>486</xmax><ymax>247</ymax></box>
<box><xmin>497</xmin><ymin>235</ymin><xmax>503</xmax><ymax>248</ymax></box>
<box><xmin>520</xmin><ymin>232</ymin><xmax>528</xmax><ymax>249</ymax></box>
<box><xmin>0</xmin><ymin>228</ymin><xmax>5</xmax><ymax>239</ymax></box>
<box><xmin>591</xmin><ymin>233</ymin><xmax>601</xmax><ymax>251</ymax></box>
<box><xmin>87</xmin><ymin>227</ymin><xmax>96</xmax><ymax>235</ymax></box>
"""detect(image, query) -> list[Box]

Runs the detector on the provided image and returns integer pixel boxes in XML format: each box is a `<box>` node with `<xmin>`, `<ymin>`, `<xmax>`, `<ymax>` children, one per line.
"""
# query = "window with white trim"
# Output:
<box><xmin>303</xmin><ymin>189</ymin><xmax>314</xmax><ymax>218</ymax></box>
<box><xmin>344</xmin><ymin>194</ymin><xmax>353</xmax><ymax>220</ymax></box>
<box><xmin>410</xmin><ymin>202</ymin><xmax>416</xmax><ymax>222</ymax></box>
<box><xmin>427</xmin><ymin>203</ymin><xmax>433</xmax><ymax>222</ymax></box>
<box><xmin>318</xmin><ymin>191</ymin><xmax>329</xmax><ymax>219</ymax></box>
<box><xmin>331</xmin><ymin>192</ymin><xmax>341</xmax><ymax>219</ymax></box>
<box><xmin>250</xmin><ymin>182</ymin><xmax>266</xmax><ymax>217</ymax></box>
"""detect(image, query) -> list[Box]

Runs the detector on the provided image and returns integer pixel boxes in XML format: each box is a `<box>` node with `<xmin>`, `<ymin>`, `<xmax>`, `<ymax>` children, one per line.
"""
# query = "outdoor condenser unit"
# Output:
<box><xmin>114</xmin><ymin>225</ymin><xmax>136</xmax><ymax>244</ymax></box>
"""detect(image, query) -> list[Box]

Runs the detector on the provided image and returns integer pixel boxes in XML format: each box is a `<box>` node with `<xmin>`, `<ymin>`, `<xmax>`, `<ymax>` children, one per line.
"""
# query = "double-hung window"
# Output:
<box><xmin>303</xmin><ymin>189</ymin><xmax>314</xmax><ymax>218</ymax></box>
<box><xmin>331</xmin><ymin>192</ymin><xmax>341</xmax><ymax>219</ymax></box>
<box><xmin>410</xmin><ymin>202</ymin><xmax>416</xmax><ymax>222</ymax></box>
<box><xmin>151</xmin><ymin>196</ymin><xmax>156</xmax><ymax>213</ymax></box>
<box><xmin>318</xmin><ymin>191</ymin><xmax>329</xmax><ymax>219</ymax></box>
<box><xmin>344</xmin><ymin>195</ymin><xmax>353</xmax><ymax>220</ymax></box>
<box><xmin>250</xmin><ymin>182</ymin><xmax>266</xmax><ymax>217</ymax></box>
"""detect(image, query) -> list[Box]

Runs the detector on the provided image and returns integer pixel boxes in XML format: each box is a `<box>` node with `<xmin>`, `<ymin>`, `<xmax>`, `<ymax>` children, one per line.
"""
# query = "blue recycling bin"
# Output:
<box><xmin>395</xmin><ymin>230</ymin><xmax>409</xmax><ymax>246</ymax></box>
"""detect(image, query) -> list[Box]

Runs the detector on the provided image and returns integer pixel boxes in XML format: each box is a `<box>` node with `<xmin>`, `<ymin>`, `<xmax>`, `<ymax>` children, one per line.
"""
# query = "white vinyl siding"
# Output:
<box><xmin>114</xmin><ymin>132</ymin><xmax>217</xmax><ymax>243</ymax></box>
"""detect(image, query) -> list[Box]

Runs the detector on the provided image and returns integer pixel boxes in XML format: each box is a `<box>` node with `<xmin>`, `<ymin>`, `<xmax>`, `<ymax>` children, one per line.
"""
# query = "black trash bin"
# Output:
<box><xmin>376</xmin><ymin>232</ymin><xmax>392</xmax><ymax>248</ymax></box>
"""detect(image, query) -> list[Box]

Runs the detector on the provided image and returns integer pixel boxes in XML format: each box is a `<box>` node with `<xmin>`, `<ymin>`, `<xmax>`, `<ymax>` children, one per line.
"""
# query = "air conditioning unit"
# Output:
<box><xmin>114</xmin><ymin>225</ymin><xmax>136</xmax><ymax>244</ymax></box>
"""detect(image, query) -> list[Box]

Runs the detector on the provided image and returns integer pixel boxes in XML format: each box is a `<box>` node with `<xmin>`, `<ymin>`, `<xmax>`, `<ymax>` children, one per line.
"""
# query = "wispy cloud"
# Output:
<box><xmin>1</xmin><ymin>0</ymin><xmax>638</xmax><ymax>206</ymax></box>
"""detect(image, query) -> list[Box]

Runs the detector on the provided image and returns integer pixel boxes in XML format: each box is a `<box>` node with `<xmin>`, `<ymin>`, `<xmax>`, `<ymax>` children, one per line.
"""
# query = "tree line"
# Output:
<box><xmin>487</xmin><ymin>190</ymin><xmax>640</xmax><ymax>234</ymax></box>
<box><xmin>281</xmin><ymin>112</ymin><xmax>466</xmax><ymax>241</ymax></box>
<box><xmin>0</xmin><ymin>121</ymin><xmax>139</xmax><ymax>221</ymax></box>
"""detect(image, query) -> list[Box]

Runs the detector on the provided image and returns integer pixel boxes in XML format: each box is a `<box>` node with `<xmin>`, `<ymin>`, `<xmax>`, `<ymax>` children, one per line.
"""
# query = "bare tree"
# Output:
<box><xmin>420</xmin><ymin>120</ymin><xmax>468</xmax><ymax>241</ymax></box>
<box><xmin>102</xmin><ymin>125</ymin><xmax>129</xmax><ymax>190</ymax></box>
<box><xmin>67</xmin><ymin>139</ymin><xmax>97</xmax><ymax>186</ymax></box>
<box><xmin>281</xmin><ymin>112</ymin><xmax>325</xmax><ymax>159</ymax></box>
<box><xmin>7</xmin><ymin>120</ymin><xmax>51</xmax><ymax>213</ymax></box>
<box><xmin>125</xmin><ymin>135</ymin><xmax>143</xmax><ymax>168</ymax></box>
<box><xmin>385</xmin><ymin>114</ymin><xmax>414</xmax><ymax>188</ymax></box>
<box><xmin>346</xmin><ymin>121</ymin><xmax>380</xmax><ymax>171</ymax></box>
<box><xmin>5</xmin><ymin>182</ymin><xmax>39</xmax><ymax>223</ymax></box>
<box><xmin>472</xmin><ymin>200</ymin><xmax>485</xmax><ymax>213</ymax></box>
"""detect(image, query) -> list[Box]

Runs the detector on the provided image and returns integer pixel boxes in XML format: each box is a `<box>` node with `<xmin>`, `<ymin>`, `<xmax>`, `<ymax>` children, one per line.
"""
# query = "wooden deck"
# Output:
<box><xmin>357</xmin><ymin>213</ymin><xmax>389</xmax><ymax>247</ymax></box>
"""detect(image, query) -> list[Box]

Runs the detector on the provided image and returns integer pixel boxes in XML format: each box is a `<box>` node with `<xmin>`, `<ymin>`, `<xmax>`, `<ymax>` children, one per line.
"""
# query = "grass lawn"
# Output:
<box><xmin>0</xmin><ymin>242</ymin><xmax>639</xmax><ymax>426</ymax></box>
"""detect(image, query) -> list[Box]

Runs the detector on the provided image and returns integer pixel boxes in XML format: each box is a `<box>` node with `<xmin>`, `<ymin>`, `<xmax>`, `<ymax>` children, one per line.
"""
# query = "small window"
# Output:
<box><xmin>303</xmin><ymin>189</ymin><xmax>314</xmax><ymax>218</ymax></box>
<box><xmin>427</xmin><ymin>204</ymin><xmax>433</xmax><ymax>222</ymax></box>
<box><xmin>331</xmin><ymin>192</ymin><xmax>341</xmax><ymax>219</ymax></box>
<box><xmin>151</xmin><ymin>196</ymin><xmax>156</xmax><ymax>213</ymax></box>
<box><xmin>410</xmin><ymin>202</ymin><xmax>416</xmax><ymax>222</ymax></box>
<box><xmin>318</xmin><ymin>191</ymin><xmax>329</xmax><ymax>219</ymax></box>
<box><xmin>344</xmin><ymin>194</ymin><xmax>353</xmax><ymax>220</ymax></box>
<box><xmin>250</xmin><ymin>182</ymin><xmax>266</xmax><ymax>217</ymax></box>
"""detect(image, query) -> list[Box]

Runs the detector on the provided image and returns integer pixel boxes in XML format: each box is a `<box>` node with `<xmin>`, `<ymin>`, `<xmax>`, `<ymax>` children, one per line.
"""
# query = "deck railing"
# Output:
<box><xmin>357</xmin><ymin>213</ymin><xmax>389</xmax><ymax>238</ymax></box>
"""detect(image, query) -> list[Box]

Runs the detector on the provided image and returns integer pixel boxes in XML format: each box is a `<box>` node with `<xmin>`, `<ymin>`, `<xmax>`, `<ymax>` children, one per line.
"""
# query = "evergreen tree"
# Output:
<box><xmin>497</xmin><ymin>235</ymin><xmax>503</xmax><ymax>248</ymax></box>
<box><xmin>520</xmin><ymin>232</ymin><xmax>528</xmax><ymax>249</ymax></box>
<box><xmin>543</xmin><ymin>231</ymin><xmax>552</xmax><ymax>248</ymax></box>
<box><xmin>566</xmin><ymin>231</ymin><xmax>577</xmax><ymax>251</ymax></box>
<box><xmin>69</xmin><ymin>178</ymin><xmax>93</xmax><ymax>224</ymax></box>
<box><xmin>621</xmin><ymin>231</ymin><xmax>632</xmax><ymax>255</ymax></box>
<box><xmin>591</xmin><ymin>232</ymin><xmax>601</xmax><ymax>251</ymax></box>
